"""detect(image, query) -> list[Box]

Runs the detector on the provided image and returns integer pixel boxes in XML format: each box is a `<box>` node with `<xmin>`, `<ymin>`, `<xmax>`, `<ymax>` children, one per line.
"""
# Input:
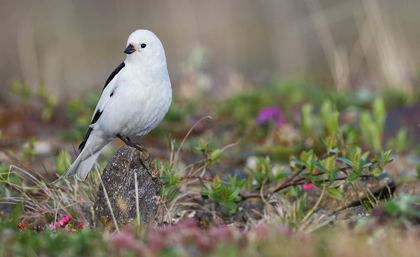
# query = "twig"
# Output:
<box><xmin>240</xmin><ymin>153</ymin><xmax>334</xmax><ymax>200</ymax></box>
<box><xmin>260</xmin><ymin>179</ymin><xmax>270</xmax><ymax>206</ymax></box>
<box><xmin>180</xmin><ymin>175</ymin><xmax>215</xmax><ymax>182</ymax></box>
<box><xmin>198</xmin><ymin>177</ymin><xmax>208</xmax><ymax>189</ymax></box>
<box><xmin>280</xmin><ymin>153</ymin><xmax>333</xmax><ymax>188</ymax></box>
<box><xmin>240</xmin><ymin>174</ymin><xmax>373</xmax><ymax>200</ymax></box>
<box><xmin>172</xmin><ymin>116</ymin><xmax>213</xmax><ymax>167</ymax></box>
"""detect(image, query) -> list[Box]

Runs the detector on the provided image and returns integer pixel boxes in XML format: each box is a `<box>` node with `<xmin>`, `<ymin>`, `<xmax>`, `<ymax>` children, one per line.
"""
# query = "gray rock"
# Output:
<box><xmin>304</xmin><ymin>206</ymin><xmax>368</xmax><ymax>231</ymax></box>
<box><xmin>334</xmin><ymin>205</ymin><xmax>367</xmax><ymax>220</ymax></box>
<box><xmin>93</xmin><ymin>146</ymin><xmax>162</xmax><ymax>229</ymax></box>
<box><xmin>332</xmin><ymin>205</ymin><xmax>368</xmax><ymax>228</ymax></box>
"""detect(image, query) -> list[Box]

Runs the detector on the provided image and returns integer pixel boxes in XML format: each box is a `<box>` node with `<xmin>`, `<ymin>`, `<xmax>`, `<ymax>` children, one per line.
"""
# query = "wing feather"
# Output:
<box><xmin>78</xmin><ymin>62</ymin><xmax>125</xmax><ymax>151</ymax></box>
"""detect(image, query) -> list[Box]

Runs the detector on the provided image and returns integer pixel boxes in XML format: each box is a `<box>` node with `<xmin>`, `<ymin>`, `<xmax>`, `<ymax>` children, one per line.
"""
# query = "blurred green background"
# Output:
<box><xmin>1</xmin><ymin>0</ymin><xmax>419</xmax><ymax>101</ymax></box>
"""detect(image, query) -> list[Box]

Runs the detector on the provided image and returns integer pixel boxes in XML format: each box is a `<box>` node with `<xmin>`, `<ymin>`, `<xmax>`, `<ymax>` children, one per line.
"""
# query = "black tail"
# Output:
<box><xmin>79</xmin><ymin>110</ymin><xmax>103</xmax><ymax>151</ymax></box>
<box><xmin>78</xmin><ymin>127</ymin><xmax>92</xmax><ymax>151</ymax></box>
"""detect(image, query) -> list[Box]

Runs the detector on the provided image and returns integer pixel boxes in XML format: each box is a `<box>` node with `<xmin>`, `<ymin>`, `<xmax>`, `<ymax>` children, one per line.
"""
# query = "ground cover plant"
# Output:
<box><xmin>1</xmin><ymin>73</ymin><xmax>420</xmax><ymax>256</ymax></box>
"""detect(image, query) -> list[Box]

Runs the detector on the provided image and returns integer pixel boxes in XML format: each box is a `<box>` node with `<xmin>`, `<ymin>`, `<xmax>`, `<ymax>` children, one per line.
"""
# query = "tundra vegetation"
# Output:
<box><xmin>1</xmin><ymin>70</ymin><xmax>420</xmax><ymax>256</ymax></box>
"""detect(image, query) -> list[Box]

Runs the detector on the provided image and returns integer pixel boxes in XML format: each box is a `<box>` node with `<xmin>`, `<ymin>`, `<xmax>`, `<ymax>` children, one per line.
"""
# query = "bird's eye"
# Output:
<box><xmin>141</xmin><ymin>43</ymin><xmax>146</xmax><ymax>48</ymax></box>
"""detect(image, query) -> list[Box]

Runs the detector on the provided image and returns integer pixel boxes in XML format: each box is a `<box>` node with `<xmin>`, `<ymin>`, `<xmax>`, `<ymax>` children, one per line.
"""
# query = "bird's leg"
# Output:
<box><xmin>117</xmin><ymin>134</ymin><xmax>156</xmax><ymax>178</ymax></box>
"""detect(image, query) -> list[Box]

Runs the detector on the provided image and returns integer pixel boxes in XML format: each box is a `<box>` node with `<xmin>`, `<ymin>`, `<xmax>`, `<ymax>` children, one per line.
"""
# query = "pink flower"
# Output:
<box><xmin>257</xmin><ymin>107</ymin><xmax>286</xmax><ymax>128</ymax></box>
<box><xmin>78</xmin><ymin>223</ymin><xmax>83</xmax><ymax>229</ymax></box>
<box><xmin>51</xmin><ymin>216</ymin><xmax>73</xmax><ymax>229</ymax></box>
<box><xmin>303</xmin><ymin>183</ymin><xmax>315</xmax><ymax>191</ymax></box>
<box><xmin>254</xmin><ymin>224</ymin><xmax>270</xmax><ymax>241</ymax></box>
<box><xmin>18</xmin><ymin>221</ymin><xmax>28</xmax><ymax>229</ymax></box>
<box><xmin>209</xmin><ymin>226</ymin><xmax>233</xmax><ymax>244</ymax></box>
<box><xmin>111</xmin><ymin>231</ymin><xmax>146</xmax><ymax>255</ymax></box>
<box><xmin>276</xmin><ymin>116</ymin><xmax>286</xmax><ymax>127</ymax></box>
<box><xmin>58</xmin><ymin>216</ymin><xmax>72</xmax><ymax>227</ymax></box>
<box><xmin>62</xmin><ymin>216</ymin><xmax>72</xmax><ymax>224</ymax></box>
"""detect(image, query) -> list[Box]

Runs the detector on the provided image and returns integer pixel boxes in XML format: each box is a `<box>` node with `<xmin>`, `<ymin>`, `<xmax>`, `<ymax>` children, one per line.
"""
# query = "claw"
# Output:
<box><xmin>117</xmin><ymin>134</ymin><xmax>157</xmax><ymax>178</ymax></box>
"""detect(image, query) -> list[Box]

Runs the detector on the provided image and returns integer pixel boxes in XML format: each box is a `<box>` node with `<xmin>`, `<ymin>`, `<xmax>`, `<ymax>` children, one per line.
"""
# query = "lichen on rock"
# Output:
<box><xmin>92</xmin><ymin>146</ymin><xmax>162</xmax><ymax>229</ymax></box>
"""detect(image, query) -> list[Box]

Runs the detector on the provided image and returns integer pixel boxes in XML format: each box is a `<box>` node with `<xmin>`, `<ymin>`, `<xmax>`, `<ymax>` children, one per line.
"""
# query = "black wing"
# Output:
<box><xmin>78</xmin><ymin>110</ymin><xmax>103</xmax><ymax>151</ymax></box>
<box><xmin>78</xmin><ymin>62</ymin><xmax>125</xmax><ymax>151</ymax></box>
<box><xmin>102</xmin><ymin>62</ymin><xmax>125</xmax><ymax>92</ymax></box>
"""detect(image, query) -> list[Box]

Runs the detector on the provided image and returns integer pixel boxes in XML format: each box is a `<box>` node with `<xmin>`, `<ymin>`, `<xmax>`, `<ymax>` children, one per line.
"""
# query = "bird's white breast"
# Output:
<box><xmin>96</xmin><ymin>63</ymin><xmax>172</xmax><ymax>138</ymax></box>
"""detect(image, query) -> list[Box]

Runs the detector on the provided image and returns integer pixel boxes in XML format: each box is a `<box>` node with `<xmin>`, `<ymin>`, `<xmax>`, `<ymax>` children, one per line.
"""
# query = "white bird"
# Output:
<box><xmin>63</xmin><ymin>29</ymin><xmax>172</xmax><ymax>181</ymax></box>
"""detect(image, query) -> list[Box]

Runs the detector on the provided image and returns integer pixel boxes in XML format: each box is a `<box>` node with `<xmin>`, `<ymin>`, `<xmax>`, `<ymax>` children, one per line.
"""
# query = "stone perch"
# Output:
<box><xmin>93</xmin><ymin>146</ymin><xmax>162</xmax><ymax>229</ymax></box>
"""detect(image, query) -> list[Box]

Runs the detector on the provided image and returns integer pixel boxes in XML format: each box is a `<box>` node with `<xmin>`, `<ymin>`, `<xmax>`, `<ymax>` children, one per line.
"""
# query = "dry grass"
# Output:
<box><xmin>0</xmin><ymin>164</ymin><xmax>98</xmax><ymax>225</ymax></box>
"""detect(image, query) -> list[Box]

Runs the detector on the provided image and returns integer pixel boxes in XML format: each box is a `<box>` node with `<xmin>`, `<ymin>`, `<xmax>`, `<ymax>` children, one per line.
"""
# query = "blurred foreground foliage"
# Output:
<box><xmin>1</xmin><ymin>76</ymin><xmax>420</xmax><ymax>256</ymax></box>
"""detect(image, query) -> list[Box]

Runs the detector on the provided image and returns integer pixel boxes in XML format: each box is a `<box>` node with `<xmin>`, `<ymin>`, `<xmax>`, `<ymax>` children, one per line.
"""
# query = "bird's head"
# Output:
<box><xmin>124</xmin><ymin>30</ymin><xmax>166</xmax><ymax>66</ymax></box>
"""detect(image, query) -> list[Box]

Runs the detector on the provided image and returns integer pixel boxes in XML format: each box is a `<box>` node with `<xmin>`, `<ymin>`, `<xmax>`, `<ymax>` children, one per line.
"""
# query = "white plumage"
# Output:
<box><xmin>63</xmin><ymin>29</ymin><xmax>172</xmax><ymax>181</ymax></box>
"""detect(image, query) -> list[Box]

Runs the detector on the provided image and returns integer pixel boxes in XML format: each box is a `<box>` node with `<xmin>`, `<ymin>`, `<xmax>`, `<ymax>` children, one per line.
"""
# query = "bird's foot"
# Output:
<box><xmin>117</xmin><ymin>134</ymin><xmax>157</xmax><ymax>178</ymax></box>
<box><xmin>130</xmin><ymin>143</ymin><xmax>146</xmax><ymax>152</ymax></box>
<box><xmin>124</xmin><ymin>136</ymin><xmax>146</xmax><ymax>151</ymax></box>
<box><xmin>135</xmin><ymin>142</ymin><xmax>146</xmax><ymax>149</ymax></box>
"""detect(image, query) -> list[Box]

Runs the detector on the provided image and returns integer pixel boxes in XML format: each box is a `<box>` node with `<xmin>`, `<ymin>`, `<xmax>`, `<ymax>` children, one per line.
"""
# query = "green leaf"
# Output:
<box><xmin>373</xmin><ymin>98</ymin><xmax>386</xmax><ymax>132</ymax></box>
<box><xmin>372</xmin><ymin>167</ymin><xmax>383</xmax><ymax>177</ymax></box>
<box><xmin>274</xmin><ymin>172</ymin><xmax>288</xmax><ymax>181</ymax></box>
<box><xmin>199</xmin><ymin>140</ymin><xmax>207</xmax><ymax>151</ymax></box>
<box><xmin>301</xmin><ymin>103</ymin><xmax>314</xmax><ymax>137</ymax></box>
<box><xmin>210</xmin><ymin>149</ymin><xmax>221</xmax><ymax>163</ymax></box>
<box><xmin>228</xmin><ymin>174</ymin><xmax>237</xmax><ymax>187</ymax></box>
<box><xmin>346</xmin><ymin>172</ymin><xmax>360</xmax><ymax>182</ymax></box>
<box><xmin>200</xmin><ymin>189</ymin><xmax>210</xmax><ymax>198</ymax></box>
<box><xmin>322</xmin><ymin>176</ymin><xmax>335</xmax><ymax>187</ymax></box>
<box><xmin>297</xmin><ymin>193</ymin><xmax>308</xmax><ymax>221</ymax></box>
<box><xmin>327</xmin><ymin>188</ymin><xmax>344</xmax><ymax>200</ymax></box>
<box><xmin>303</xmin><ymin>150</ymin><xmax>314</xmax><ymax>164</ymax></box>
<box><xmin>308</xmin><ymin>159</ymin><xmax>316</xmax><ymax>173</ymax></box>
<box><xmin>363</xmin><ymin>163</ymin><xmax>373</xmax><ymax>168</ymax></box>
<box><xmin>234</xmin><ymin>195</ymin><xmax>242</xmax><ymax>202</ymax></box>
<box><xmin>254</xmin><ymin>171</ymin><xmax>268</xmax><ymax>182</ymax></box>
<box><xmin>337</xmin><ymin>157</ymin><xmax>355</xmax><ymax>167</ymax></box>
<box><xmin>330</xmin><ymin>167</ymin><xmax>341</xmax><ymax>176</ymax></box>
<box><xmin>290</xmin><ymin>158</ymin><xmax>305</xmax><ymax>166</ymax></box>
<box><xmin>358</xmin><ymin>158</ymin><xmax>366</xmax><ymax>171</ymax></box>
<box><xmin>361</xmin><ymin>151</ymin><xmax>370</xmax><ymax>160</ymax></box>
<box><xmin>222</xmin><ymin>201</ymin><xmax>236</xmax><ymax>211</ymax></box>
<box><xmin>299</xmin><ymin>173</ymin><xmax>312</xmax><ymax>179</ymax></box>
<box><xmin>213</xmin><ymin>176</ymin><xmax>221</xmax><ymax>193</ymax></box>
<box><xmin>312</xmin><ymin>180</ymin><xmax>322</xmax><ymax>187</ymax></box>
<box><xmin>384</xmin><ymin>200</ymin><xmax>400</xmax><ymax>214</ymax></box>
<box><xmin>352</xmin><ymin>153</ymin><xmax>360</xmax><ymax>170</ymax></box>
<box><xmin>383</xmin><ymin>149</ymin><xmax>391</xmax><ymax>160</ymax></box>
<box><xmin>320</xmin><ymin>100</ymin><xmax>339</xmax><ymax>136</ymax></box>
<box><xmin>315</xmin><ymin>163</ymin><xmax>329</xmax><ymax>174</ymax></box>
<box><xmin>226</xmin><ymin>188</ymin><xmax>240</xmax><ymax>202</ymax></box>
<box><xmin>236</xmin><ymin>179</ymin><xmax>247</xmax><ymax>189</ymax></box>
<box><xmin>381</xmin><ymin>150</ymin><xmax>393</xmax><ymax>167</ymax></box>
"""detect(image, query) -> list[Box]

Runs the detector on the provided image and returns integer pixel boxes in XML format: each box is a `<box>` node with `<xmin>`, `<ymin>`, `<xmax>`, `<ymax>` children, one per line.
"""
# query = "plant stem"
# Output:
<box><xmin>180</xmin><ymin>175</ymin><xmax>214</xmax><ymax>182</ymax></box>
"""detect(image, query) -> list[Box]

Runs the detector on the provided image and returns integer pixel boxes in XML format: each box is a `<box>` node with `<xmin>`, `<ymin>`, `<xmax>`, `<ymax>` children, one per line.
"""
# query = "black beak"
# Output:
<box><xmin>124</xmin><ymin>44</ymin><xmax>136</xmax><ymax>54</ymax></box>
